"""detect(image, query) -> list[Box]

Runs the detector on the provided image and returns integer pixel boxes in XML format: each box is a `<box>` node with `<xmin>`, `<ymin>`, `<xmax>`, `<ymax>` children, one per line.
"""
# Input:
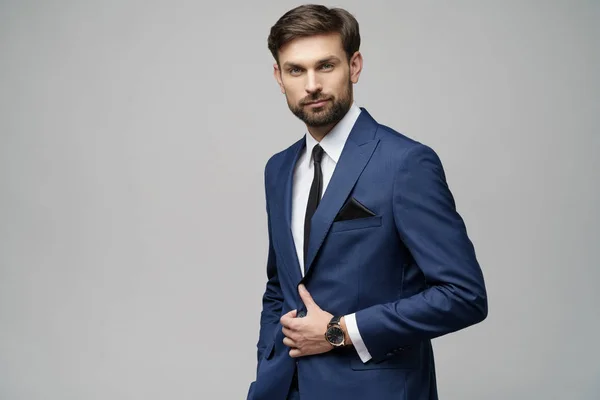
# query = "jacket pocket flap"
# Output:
<box><xmin>263</xmin><ymin>339</ymin><xmax>276</xmax><ymax>360</ymax></box>
<box><xmin>350</xmin><ymin>343</ymin><xmax>421</xmax><ymax>370</ymax></box>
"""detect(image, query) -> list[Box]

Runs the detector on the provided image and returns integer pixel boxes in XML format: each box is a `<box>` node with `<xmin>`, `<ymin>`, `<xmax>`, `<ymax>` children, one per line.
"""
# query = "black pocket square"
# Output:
<box><xmin>334</xmin><ymin>197</ymin><xmax>376</xmax><ymax>222</ymax></box>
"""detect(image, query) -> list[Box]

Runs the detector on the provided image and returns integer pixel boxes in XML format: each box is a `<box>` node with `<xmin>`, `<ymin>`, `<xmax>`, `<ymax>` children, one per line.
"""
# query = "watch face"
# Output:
<box><xmin>325</xmin><ymin>326</ymin><xmax>344</xmax><ymax>346</ymax></box>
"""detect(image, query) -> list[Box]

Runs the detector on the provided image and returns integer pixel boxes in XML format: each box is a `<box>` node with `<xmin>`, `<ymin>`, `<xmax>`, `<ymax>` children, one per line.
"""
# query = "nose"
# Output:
<box><xmin>304</xmin><ymin>70</ymin><xmax>322</xmax><ymax>94</ymax></box>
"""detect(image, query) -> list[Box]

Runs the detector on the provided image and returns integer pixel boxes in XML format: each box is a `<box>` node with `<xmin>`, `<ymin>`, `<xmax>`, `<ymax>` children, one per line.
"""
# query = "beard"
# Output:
<box><xmin>286</xmin><ymin>81</ymin><xmax>353</xmax><ymax>128</ymax></box>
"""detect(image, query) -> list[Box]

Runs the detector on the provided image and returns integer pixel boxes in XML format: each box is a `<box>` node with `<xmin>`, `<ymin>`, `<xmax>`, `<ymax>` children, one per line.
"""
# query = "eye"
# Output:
<box><xmin>320</xmin><ymin>63</ymin><xmax>334</xmax><ymax>70</ymax></box>
<box><xmin>288</xmin><ymin>67</ymin><xmax>302</xmax><ymax>76</ymax></box>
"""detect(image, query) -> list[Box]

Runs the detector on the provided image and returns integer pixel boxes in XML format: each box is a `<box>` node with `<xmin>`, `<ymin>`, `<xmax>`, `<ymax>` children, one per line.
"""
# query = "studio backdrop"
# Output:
<box><xmin>1</xmin><ymin>0</ymin><xmax>598</xmax><ymax>399</ymax></box>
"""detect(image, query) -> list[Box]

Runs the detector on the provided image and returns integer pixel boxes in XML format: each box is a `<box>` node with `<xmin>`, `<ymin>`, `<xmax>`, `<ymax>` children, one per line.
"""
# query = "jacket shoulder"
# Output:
<box><xmin>369</xmin><ymin>119</ymin><xmax>446</xmax><ymax>176</ymax></box>
<box><xmin>377</xmin><ymin>123</ymin><xmax>422</xmax><ymax>150</ymax></box>
<box><xmin>263</xmin><ymin>137</ymin><xmax>303</xmax><ymax>185</ymax></box>
<box><xmin>378</xmin><ymin>123</ymin><xmax>436</xmax><ymax>157</ymax></box>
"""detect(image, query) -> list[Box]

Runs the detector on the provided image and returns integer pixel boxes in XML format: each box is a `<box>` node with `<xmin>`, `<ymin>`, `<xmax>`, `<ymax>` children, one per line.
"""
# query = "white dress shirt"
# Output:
<box><xmin>291</xmin><ymin>101</ymin><xmax>372</xmax><ymax>363</ymax></box>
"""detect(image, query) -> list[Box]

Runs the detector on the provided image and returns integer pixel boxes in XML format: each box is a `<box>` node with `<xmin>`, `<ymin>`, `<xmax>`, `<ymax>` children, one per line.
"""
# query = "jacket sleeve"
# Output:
<box><xmin>354</xmin><ymin>144</ymin><xmax>488</xmax><ymax>361</ymax></box>
<box><xmin>255</xmin><ymin>162</ymin><xmax>283</xmax><ymax>365</ymax></box>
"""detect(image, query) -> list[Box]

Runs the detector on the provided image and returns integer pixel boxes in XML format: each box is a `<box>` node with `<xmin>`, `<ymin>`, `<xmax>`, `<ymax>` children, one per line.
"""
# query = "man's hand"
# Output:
<box><xmin>280</xmin><ymin>284</ymin><xmax>334</xmax><ymax>358</ymax></box>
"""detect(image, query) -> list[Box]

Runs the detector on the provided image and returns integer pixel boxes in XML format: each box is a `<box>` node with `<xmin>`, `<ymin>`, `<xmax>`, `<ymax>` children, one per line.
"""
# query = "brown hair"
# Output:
<box><xmin>267</xmin><ymin>4</ymin><xmax>361</xmax><ymax>64</ymax></box>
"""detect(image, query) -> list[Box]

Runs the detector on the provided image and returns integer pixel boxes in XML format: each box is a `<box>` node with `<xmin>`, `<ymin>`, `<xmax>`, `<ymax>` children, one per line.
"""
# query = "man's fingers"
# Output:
<box><xmin>280</xmin><ymin>309</ymin><xmax>297</xmax><ymax>327</ymax></box>
<box><xmin>283</xmin><ymin>337</ymin><xmax>296</xmax><ymax>348</ymax></box>
<box><xmin>298</xmin><ymin>284</ymin><xmax>318</xmax><ymax>310</ymax></box>
<box><xmin>281</xmin><ymin>309</ymin><xmax>297</xmax><ymax>319</ymax></box>
<box><xmin>289</xmin><ymin>348</ymin><xmax>301</xmax><ymax>358</ymax></box>
<box><xmin>282</xmin><ymin>326</ymin><xmax>294</xmax><ymax>338</ymax></box>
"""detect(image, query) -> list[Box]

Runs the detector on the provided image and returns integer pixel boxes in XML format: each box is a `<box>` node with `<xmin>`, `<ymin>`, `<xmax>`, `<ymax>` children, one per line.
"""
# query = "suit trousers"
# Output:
<box><xmin>286</xmin><ymin>369</ymin><xmax>299</xmax><ymax>400</ymax></box>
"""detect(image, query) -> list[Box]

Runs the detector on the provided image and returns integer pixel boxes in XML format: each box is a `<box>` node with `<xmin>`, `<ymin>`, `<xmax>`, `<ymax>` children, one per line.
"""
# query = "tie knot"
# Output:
<box><xmin>312</xmin><ymin>144</ymin><xmax>325</xmax><ymax>164</ymax></box>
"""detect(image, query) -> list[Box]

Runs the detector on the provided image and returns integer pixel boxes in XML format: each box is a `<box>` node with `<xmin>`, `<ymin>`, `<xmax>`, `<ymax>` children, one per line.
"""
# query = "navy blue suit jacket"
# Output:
<box><xmin>248</xmin><ymin>109</ymin><xmax>487</xmax><ymax>400</ymax></box>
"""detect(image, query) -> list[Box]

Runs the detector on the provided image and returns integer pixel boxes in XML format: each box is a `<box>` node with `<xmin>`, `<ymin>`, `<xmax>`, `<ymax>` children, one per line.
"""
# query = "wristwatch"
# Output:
<box><xmin>325</xmin><ymin>315</ymin><xmax>346</xmax><ymax>347</ymax></box>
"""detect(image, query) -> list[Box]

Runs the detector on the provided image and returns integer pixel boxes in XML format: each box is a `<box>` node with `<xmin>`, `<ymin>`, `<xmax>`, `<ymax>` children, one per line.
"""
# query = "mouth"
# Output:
<box><xmin>304</xmin><ymin>99</ymin><xmax>330</xmax><ymax>107</ymax></box>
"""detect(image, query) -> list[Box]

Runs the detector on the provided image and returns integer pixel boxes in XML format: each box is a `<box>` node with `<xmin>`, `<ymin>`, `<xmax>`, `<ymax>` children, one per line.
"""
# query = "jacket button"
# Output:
<box><xmin>297</xmin><ymin>310</ymin><xmax>307</xmax><ymax>318</ymax></box>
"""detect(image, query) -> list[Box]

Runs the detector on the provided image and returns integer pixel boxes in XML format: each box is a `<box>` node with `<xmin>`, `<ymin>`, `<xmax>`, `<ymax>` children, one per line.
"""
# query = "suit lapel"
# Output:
<box><xmin>303</xmin><ymin>109</ymin><xmax>380</xmax><ymax>277</ymax></box>
<box><xmin>274</xmin><ymin>138</ymin><xmax>305</xmax><ymax>284</ymax></box>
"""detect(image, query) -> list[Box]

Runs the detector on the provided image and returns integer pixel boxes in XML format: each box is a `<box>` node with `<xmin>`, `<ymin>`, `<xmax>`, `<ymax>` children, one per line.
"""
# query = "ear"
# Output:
<box><xmin>349</xmin><ymin>51</ymin><xmax>363</xmax><ymax>84</ymax></box>
<box><xmin>273</xmin><ymin>63</ymin><xmax>285</xmax><ymax>94</ymax></box>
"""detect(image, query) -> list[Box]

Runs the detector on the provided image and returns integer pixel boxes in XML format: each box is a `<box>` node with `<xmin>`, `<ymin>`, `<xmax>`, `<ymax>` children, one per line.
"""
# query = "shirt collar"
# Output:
<box><xmin>305</xmin><ymin>101</ymin><xmax>362</xmax><ymax>164</ymax></box>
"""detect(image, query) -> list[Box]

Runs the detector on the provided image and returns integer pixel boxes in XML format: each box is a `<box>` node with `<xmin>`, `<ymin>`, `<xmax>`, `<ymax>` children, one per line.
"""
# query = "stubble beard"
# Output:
<box><xmin>287</xmin><ymin>81</ymin><xmax>353</xmax><ymax>128</ymax></box>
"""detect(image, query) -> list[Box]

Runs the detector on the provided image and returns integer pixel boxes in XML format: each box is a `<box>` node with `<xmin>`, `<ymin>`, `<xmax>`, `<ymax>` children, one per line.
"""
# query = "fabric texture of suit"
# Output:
<box><xmin>247</xmin><ymin>108</ymin><xmax>488</xmax><ymax>400</ymax></box>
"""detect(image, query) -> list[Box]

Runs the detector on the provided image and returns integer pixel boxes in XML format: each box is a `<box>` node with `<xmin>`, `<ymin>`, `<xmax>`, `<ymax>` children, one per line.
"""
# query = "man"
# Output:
<box><xmin>247</xmin><ymin>5</ymin><xmax>487</xmax><ymax>400</ymax></box>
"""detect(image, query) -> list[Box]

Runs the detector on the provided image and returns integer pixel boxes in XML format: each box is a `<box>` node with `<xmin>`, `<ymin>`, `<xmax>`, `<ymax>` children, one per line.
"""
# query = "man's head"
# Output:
<box><xmin>268</xmin><ymin>5</ymin><xmax>363</xmax><ymax>131</ymax></box>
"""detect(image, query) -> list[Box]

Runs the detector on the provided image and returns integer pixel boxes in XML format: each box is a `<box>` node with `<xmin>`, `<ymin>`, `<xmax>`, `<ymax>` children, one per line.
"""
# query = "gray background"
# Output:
<box><xmin>1</xmin><ymin>0</ymin><xmax>599</xmax><ymax>399</ymax></box>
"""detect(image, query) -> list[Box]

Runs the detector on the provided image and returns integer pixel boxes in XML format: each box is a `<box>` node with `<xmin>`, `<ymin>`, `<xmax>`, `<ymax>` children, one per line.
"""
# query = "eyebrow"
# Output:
<box><xmin>282</xmin><ymin>56</ymin><xmax>342</xmax><ymax>69</ymax></box>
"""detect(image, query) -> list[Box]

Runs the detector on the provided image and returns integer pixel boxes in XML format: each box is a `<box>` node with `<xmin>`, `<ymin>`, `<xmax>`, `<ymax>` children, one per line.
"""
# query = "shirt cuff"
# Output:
<box><xmin>344</xmin><ymin>313</ymin><xmax>372</xmax><ymax>363</ymax></box>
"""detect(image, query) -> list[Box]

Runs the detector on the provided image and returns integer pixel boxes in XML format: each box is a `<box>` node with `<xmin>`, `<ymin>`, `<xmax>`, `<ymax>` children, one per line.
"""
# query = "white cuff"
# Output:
<box><xmin>344</xmin><ymin>313</ymin><xmax>372</xmax><ymax>363</ymax></box>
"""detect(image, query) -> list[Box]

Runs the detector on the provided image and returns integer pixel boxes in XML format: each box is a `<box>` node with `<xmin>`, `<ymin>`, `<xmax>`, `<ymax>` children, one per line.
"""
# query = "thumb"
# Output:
<box><xmin>298</xmin><ymin>284</ymin><xmax>318</xmax><ymax>310</ymax></box>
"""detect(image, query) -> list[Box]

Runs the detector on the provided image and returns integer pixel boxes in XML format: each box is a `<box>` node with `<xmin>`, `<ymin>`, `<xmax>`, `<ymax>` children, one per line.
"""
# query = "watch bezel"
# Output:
<box><xmin>325</xmin><ymin>325</ymin><xmax>345</xmax><ymax>347</ymax></box>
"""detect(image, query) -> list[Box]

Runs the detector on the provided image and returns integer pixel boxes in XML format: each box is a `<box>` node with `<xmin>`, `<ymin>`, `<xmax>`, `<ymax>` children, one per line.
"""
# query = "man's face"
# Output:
<box><xmin>274</xmin><ymin>33</ymin><xmax>362</xmax><ymax>128</ymax></box>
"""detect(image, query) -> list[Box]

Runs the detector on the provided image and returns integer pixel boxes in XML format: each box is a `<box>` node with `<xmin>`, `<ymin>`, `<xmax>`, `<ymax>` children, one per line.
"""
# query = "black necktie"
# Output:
<box><xmin>304</xmin><ymin>144</ymin><xmax>325</xmax><ymax>265</ymax></box>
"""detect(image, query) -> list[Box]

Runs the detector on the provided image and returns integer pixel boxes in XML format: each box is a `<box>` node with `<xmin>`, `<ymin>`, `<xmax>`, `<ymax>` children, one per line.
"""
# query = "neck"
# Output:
<box><xmin>307</xmin><ymin>123</ymin><xmax>336</xmax><ymax>142</ymax></box>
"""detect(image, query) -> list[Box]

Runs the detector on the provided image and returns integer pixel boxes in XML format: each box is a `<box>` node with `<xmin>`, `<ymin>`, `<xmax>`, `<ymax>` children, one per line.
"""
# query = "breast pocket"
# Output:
<box><xmin>330</xmin><ymin>215</ymin><xmax>382</xmax><ymax>233</ymax></box>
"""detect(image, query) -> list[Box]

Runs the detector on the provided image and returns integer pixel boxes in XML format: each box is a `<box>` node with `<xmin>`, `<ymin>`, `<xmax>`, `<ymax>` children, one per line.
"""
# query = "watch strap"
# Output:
<box><xmin>329</xmin><ymin>315</ymin><xmax>342</xmax><ymax>326</ymax></box>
